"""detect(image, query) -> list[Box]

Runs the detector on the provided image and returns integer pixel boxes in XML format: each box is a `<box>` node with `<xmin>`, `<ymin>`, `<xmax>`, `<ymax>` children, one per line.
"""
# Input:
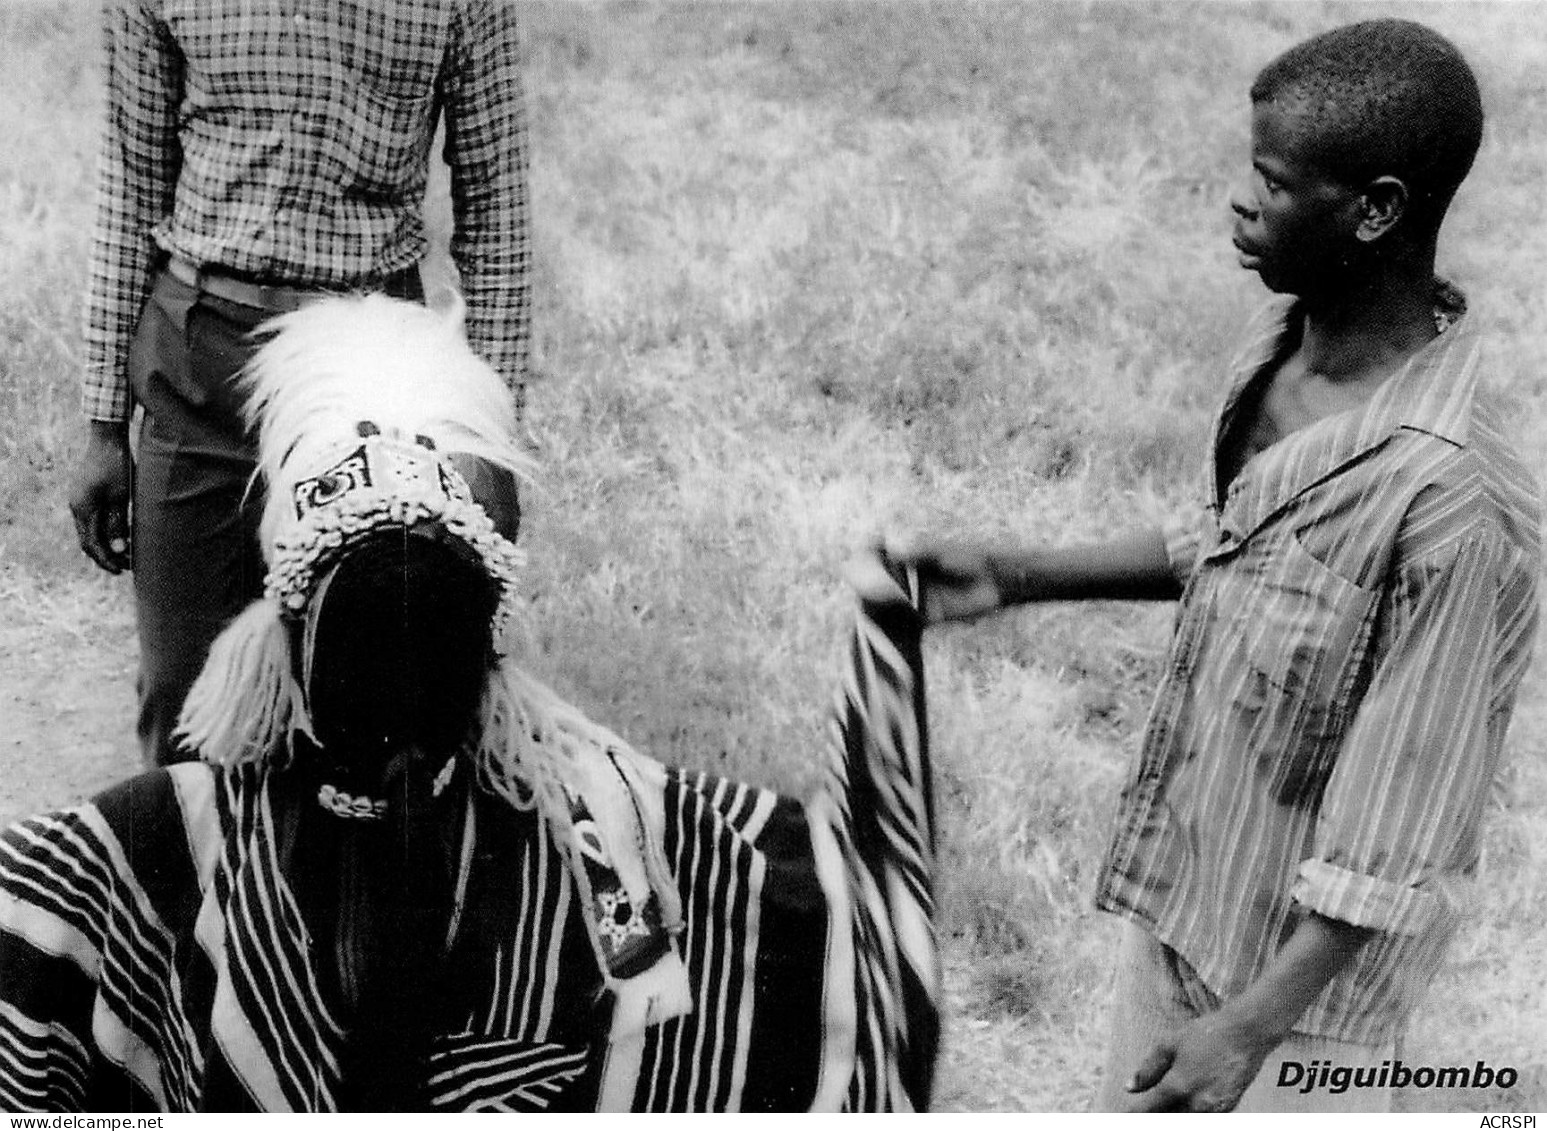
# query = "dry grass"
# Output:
<box><xmin>0</xmin><ymin>0</ymin><xmax>1542</xmax><ymax>1111</ymax></box>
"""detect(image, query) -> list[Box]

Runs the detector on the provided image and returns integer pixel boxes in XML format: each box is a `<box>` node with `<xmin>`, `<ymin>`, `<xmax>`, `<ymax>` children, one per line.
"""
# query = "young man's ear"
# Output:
<box><xmin>1355</xmin><ymin>176</ymin><xmax>1409</xmax><ymax>243</ymax></box>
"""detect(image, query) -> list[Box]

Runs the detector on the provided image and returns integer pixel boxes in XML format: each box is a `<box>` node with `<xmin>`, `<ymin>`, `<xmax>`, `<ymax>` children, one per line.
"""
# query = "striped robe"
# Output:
<box><xmin>0</xmin><ymin>589</ymin><xmax>937</xmax><ymax>1112</ymax></box>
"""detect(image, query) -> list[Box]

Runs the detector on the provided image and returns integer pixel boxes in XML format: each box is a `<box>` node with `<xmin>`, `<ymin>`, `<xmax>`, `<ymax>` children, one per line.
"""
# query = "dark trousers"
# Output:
<box><xmin>129</xmin><ymin>267</ymin><xmax>422</xmax><ymax>766</ymax></box>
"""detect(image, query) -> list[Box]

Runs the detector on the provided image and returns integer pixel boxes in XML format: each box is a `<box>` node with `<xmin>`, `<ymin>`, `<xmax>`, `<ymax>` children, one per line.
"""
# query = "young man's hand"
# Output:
<box><xmin>1121</xmin><ymin>912</ymin><xmax>1372</xmax><ymax>1112</ymax></box>
<box><xmin>875</xmin><ymin>525</ymin><xmax>1181</xmax><ymax>622</ymax></box>
<box><xmin>877</xmin><ymin>535</ymin><xmax>1003</xmax><ymax>623</ymax></box>
<box><xmin>1125</xmin><ymin>1012</ymin><xmax>1279</xmax><ymax>1112</ymax></box>
<box><xmin>69</xmin><ymin>421</ymin><xmax>134</xmax><ymax>574</ymax></box>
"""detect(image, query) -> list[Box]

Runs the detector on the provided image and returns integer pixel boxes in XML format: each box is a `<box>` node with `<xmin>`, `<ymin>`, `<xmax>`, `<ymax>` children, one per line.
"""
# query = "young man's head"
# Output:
<box><xmin>1230</xmin><ymin>19</ymin><xmax>1482</xmax><ymax>296</ymax></box>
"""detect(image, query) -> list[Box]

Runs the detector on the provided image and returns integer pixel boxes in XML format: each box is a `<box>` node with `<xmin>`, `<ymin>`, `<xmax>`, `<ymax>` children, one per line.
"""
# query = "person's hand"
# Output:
<box><xmin>449</xmin><ymin>452</ymin><xmax>521</xmax><ymax>542</ymax></box>
<box><xmin>876</xmin><ymin>532</ymin><xmax>1003</xmax><ymax>623</ymax></box>
<box><xmin>1124</xmin><ymin>1011</ymin><xmax>1278</xmax><ymax>1113</ymax></box>
<box><xmin>69</xmin><ymin>421</ymin><xmax>134</xmax><ymax>574</ymax></box>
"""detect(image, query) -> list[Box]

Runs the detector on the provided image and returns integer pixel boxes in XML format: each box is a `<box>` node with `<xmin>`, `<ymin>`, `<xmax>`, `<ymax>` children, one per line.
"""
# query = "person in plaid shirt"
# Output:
<box><xmin>67</xmin><ymin>0</ymin><xmax>531</xmax><ymax>766</ymax></box>
<box><xmin>881</xmin><ymin>19</ymin><xmax>1538</xmax><ymax>1113</ymax></box>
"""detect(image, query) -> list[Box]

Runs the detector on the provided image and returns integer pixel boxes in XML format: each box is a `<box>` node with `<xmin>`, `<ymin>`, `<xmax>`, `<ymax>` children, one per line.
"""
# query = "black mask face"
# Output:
<box><xmin>302</xmin><ymin>527</ymin><xmax>499</xmax><ymax>772</ymax></box>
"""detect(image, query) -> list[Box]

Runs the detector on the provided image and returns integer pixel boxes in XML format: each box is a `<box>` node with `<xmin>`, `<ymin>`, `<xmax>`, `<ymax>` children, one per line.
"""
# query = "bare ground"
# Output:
<box><xmin>0</xmin><ymin>569</ymin><xmax>139</xmax><ymax>826</ymax></box>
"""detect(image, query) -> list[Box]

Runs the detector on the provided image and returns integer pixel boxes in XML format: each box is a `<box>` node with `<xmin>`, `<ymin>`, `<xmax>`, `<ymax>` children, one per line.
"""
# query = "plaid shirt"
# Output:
<box><xmin>1096</xmin><ymin>288</ymin><xmax>1541</xmax><ymax>1044</ymax></box>
<box><xmin>84</xmin><ymin>0</ymin><xmax>530</xmax><ymax>422</ymax></box>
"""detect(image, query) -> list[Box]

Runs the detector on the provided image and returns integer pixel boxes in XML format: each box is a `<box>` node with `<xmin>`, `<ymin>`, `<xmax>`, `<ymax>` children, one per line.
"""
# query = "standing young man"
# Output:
<box><xmin>68</xmin><ymin>0</ymin><xmax>530</xmax><ymax>766</ymax></box>
<box><xmin>884</xmin><ymin>19</ymin><xmax>1539</xmax><ymax>1112</ymax></box>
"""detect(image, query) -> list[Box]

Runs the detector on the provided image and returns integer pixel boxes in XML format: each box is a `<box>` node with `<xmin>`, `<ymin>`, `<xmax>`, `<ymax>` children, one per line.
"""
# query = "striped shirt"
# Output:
<box><xmin>84</xmin><ymin>0</ymin><xmax>531</xmax><ymax>422</ymax></box>
<box><xmin>1096</xmin><ymin>288</ymin><xmax>1542</xmax><ymax>1044</ymax></box>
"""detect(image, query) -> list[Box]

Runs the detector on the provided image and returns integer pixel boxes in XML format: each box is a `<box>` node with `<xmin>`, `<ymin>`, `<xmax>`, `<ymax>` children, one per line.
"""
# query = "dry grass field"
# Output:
<box><xmin>0</xmin><ymin>0</ymin><xmax>1542</xmax><ymax>1112</ymax></box>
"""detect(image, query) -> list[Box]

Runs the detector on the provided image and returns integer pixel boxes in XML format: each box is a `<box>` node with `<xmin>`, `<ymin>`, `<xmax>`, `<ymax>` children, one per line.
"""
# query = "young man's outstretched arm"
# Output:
<box><xmin>882</xmin><ymin>525</ymin><xmax>1184</xmax><ymax>623</ymax></box>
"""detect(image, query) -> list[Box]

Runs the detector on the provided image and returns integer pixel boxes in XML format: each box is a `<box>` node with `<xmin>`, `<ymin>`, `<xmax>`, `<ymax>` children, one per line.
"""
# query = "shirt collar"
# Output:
<box><xmin>1359</xmin><ymin>279</ymin><xmax>1478</xmax><ymax>448</ymax></box>
<box><xmin>1229</xmin><ymin>279</ymin><xmax>1479</xmax><ymax>451</ymax></box>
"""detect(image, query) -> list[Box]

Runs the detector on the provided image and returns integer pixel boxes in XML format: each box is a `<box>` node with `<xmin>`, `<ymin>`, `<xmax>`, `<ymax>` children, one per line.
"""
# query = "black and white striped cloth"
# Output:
<box><xmin>0</xmin><ymin>583</ymin><xmax>937</xmax><ymax>1112</ymax></box>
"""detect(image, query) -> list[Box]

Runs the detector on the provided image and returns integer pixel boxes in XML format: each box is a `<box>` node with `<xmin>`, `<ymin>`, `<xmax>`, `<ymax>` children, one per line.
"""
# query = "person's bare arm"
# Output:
<box><xmin>1125</xmin><ymin>911</ymin><xmax>1372</xmax><ymax>1112</ymax></box>
<box><xmin>882</xmin><ymin>526</ymin><xmax>1181</xmax><ymax>623</ymax></box>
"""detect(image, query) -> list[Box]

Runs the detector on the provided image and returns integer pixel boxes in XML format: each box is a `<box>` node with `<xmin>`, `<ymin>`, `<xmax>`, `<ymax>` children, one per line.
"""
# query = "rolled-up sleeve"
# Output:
<box><xmin>1292</xmin><ymin>525</ymin><xmax>1520</xmax><ymax>935</ymax></box>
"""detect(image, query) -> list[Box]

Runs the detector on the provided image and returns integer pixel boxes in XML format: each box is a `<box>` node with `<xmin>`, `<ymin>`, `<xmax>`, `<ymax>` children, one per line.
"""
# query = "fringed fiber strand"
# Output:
<box><xmin>474</xmin><ymin>661</ymin><xmax>688</xmax><ymax>1008</ymax></box>
<box><xmin>176</xmin><ymin>601</ymin><xmax>310</xmax><ymax>767</ymax></box>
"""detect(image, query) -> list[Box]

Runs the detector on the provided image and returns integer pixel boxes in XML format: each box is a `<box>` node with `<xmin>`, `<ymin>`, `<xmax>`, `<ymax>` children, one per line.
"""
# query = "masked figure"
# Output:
<box><xmin>0</xmin><ymin>297</ymin><xmax>939</xmax><ymax>1112</ymax></box>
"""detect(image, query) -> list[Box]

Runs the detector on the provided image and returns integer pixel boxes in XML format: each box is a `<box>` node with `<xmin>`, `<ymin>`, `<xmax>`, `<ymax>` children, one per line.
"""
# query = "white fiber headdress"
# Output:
<box><xmin>176</xmin><ymin>296</ymin><xmax>690</xmax><ymax>1028</ymax></box>
<box><xmin>178</xmin><ymin>294</ymin><xmax>530</xmax><ymax>763</ymax></box>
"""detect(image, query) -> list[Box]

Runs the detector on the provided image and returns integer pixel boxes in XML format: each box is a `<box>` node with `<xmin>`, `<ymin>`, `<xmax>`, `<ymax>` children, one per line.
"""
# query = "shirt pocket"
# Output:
<box><xmin>328</xmin><ymin>8</ymin><xmax>444</xmax><ymax>201</ymax></box>
<box><xmin>1227</xmin><ymin>532</ymin><xmax>1378</xmax><ymax>807</ymax></box>
<box><xmin>336</xmin><ymin>0</ymin><xmax>448</xmax><ymax>103</ymax></box>
<box><xmin>170</xmin><ymin>2</ymin><xmax>297</xmax><ymax>108</ymax></box>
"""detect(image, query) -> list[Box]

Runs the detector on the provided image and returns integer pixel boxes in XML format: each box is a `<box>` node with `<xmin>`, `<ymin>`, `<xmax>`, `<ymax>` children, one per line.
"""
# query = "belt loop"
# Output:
<box><xmin>159</xmin><ymin>257</ymin><xmax>200</xmax><ymax>334</ymax></box>
<box><xmin>167</xmin><ymin>255</ymin><xmax>202</xmax><ymax>292</ymax></box>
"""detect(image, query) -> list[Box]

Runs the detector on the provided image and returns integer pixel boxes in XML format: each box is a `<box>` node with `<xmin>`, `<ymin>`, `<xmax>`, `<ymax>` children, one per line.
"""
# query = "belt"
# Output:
<box><xmin>165</xmin><ymin>257</ymin><xmax>421</xmax><ymax>313</ymax></box>
<box><xmin>166</xmin><ymin>257</ymin><xmax>334</xmax><ymax>313</ymax></box>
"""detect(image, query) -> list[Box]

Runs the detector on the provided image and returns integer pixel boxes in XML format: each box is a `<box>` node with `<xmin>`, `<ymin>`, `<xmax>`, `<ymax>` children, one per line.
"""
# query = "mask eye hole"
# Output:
<box><xmin>311</xmin><ymin>474</ymin><xmax>346</xmax><ymax>505</ymax></box>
